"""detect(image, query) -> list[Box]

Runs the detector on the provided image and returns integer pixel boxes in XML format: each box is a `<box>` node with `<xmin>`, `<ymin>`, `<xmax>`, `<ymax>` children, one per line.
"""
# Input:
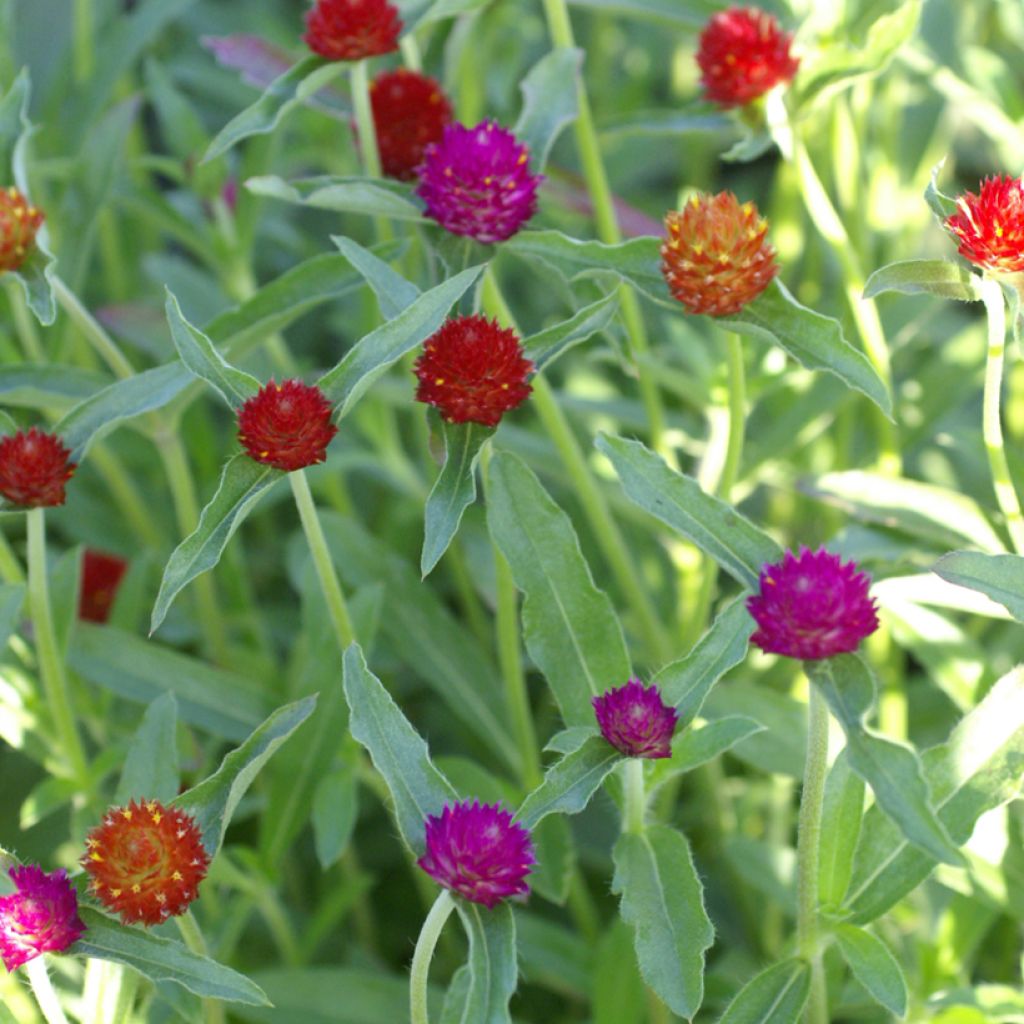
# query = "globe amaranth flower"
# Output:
<box><xmin>0</xmin><ymin>428</ymin><xmax>76</xmax><ymax>508</ymax></box>
<box><xmin>0</xmin><ymin>186</ymin><xmax>44</xmax><ymax>274</ymax></box>
<box><xmin>697</xmin><ymin>6</ymin><xmax>799</xmax><ymax>108</ymax></box>
<box><xmin>370</xmin><ymin>68</ymin><xmax>453</xmax><ymax>181</ymax></box>
<box><xmin>946</xmin><ymin>175</ymin><xmax>1024</xmax><ymax>276</ymax></box>
<box><xmin>304</xmin><ymin>0</ymin><xmax>402</xmax><ymax>61</ymax></box>
<box><xmin>661</xmin><ymin>191</ymin><xmax>778</xmax><ymax>316</ymax></box>
<box><xmin>414</xmin><ymin>315</ymin><xmax>533</xmax><ymax>427</ymax></box>
<box><xmin>747</xmin><ymin>546</ymin><xmax>879</xmax><ymax>660</ymax></box>
<box><xmin>593</xmin><ymin>679</ymin><xmax>679</xmax><ymax>759</ymax></box>
<box><xmin>82</xmin><ymin>800</ymin><xmax>210</xmax><ymax>926</ymax></box>
<box><xmin>417</xmin><ymin>801</ymin><xmax>534</xmax><ymax>908</ymax></box>
<box><xmin>237</xmin><ymin>379</ymin><xmax>338</xmax><ymax>471</ymax></box>
<box><xmin>79</xmin><ymin>550</ymin><xmax>129</xmax><ymax>624</ymax></box>
<box><xmin>0</xmin><ymin>866</ymin><xmax>85</xmax><ymax>971</ymax></box>
<box><xmin>416</xmin><ymin>120</ymin><xmax>541</xmax><ymax>243</ymax></box>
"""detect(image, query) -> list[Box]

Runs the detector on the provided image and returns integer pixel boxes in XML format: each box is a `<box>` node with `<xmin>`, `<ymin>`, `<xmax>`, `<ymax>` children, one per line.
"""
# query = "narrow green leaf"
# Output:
<box><xmin>247</xmin><ymin>175</ymin><xmax>425</xmax><ymax>221</ymax></box>
<box><xmin>514</xmin><ymin>48</ymin><xmax>581</xmax><ymax>173</ymax></box>
<box><xmin>486</xmin><ymin>450</ymin><xmax>631</xmax><ymax>726</ymax></box>
<box><xmin>565</xmin><ymin>0</ymin><xmax>715</xmax><ymax>25</ymax></box>
<box><xmin>115</xmin><ymin>692</ymin><xmax>179</xmax><ymax>804</ymax></box>
<box><xmin>925</xmin><ymin>158</ymin><xmax>957</xmax><ymax>222</ymax></box>
<box><xmin>453</xmin><ymin>902</ymin><xmax>517</xmax><ymax>1024</ymax></box>
<box><xmin>864</xmin><ymin>259</ymin><xmax>982</xmax><ymax>302</ymax></box>
<box><xmin>544</xmin><ymin>726</ymin><xmax>599</xmax><ymax>755</ymax></box>
<box><xmin>530</xmin><ymin>815</ymin><xmax>573</xmax><ymax>905</ymax></box>
<box><xmin>612</xmin><ymin>824</ymin><xmax>713</xmax><ymax>1019</ymax></box>
<box><xmin>523</xmin><ymin>292</ymin><xmax>619</xmax><ymax>370</ymax></box>
<box><xmin>647</xmin><ymin>716</ymin><xmax>764</xmax><ymax>795</ymax></box>
<box><xmin>0</xmin><ymin>583</ymin><xmax>24</xmax><ymax>653</ymax></box>
<box><xmin>420</xmin><ymin>0</ymin><xmax>491</xmax><ymax>23</ymax></box>
<box><xmin>342</xmin><ymin>643</ymin><xmax>456</xmax><ymax>855</ymax></box>
<box><xmin>312</xmin><ymin>765</ymin><xmax>359</xmax><ymax>870</ymax></box>
<box><xmin>515</xmin><ymin>736</ymin><xmax>621</xmax><ymax>829</ymax></box>
<box><xmin>71</xmin><ymin>907</ymin><xmax>270</xmax><ymax>1005</ymax></box>
<box><xmin>835</xmin><ymin>924</ymin><xmax>908</xmax><ymax>1018</ymax></box>
<box><xmin>724</xmin><ymin>280</ymin><xmax>892</xmax><ymax>416</ymax></box>
<box><xmin>718</xmin><ymin>958</ymin><xmax>811</xmax><ymax>1024</ymax></box>
<box><xmin>174</xmin><ymin>696</ymin><xmax>317</xmax><ymax>857</ymax></box>
<box><xmin>596</xmin><ymin>433</ymin><xmax>781</xmax><ymax>588</ymax></box>
<box><xmin>933</xmin><ymin>551</ymin><xmax>1024</xmax><ymax>622</ymax></box>
<box><xmin>817</xmin><ymin>750</ymin><xmax>864</xmax><ymax>910</ymax></box>
<box><xmin>440</xmin><ymin>965</ymin><xmax>472</xmax><ymax>1024</ymax></box>
<box><xmin>807</xmin><ymin>655</ymin><xmax>963</xmax><ymax>866</ymax></box>
<box><xmin>331</xmin><ymin>234</ymin><xmax>420</xmax><ymax>318</ymax></box>
<box><xmin>0</xmin><ymin>365</ymin><xmax>105</xmax><ymax>409</ymax></box>
<box><xmin>592</xmin><ymin>921</ymin><xmax>645</xmax><ymax>1024</ymax></box>
<box><xmin>598</xmin><ymin>107</ymin><xmax>730</xmax><ymax>139</ymax></box>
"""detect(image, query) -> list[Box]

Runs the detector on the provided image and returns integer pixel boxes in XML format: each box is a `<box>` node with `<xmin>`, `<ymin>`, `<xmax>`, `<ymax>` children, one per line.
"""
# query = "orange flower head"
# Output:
<box><xmin>81</xmin><ymin>800</ymin><xmax>210</xmax><ymax>927</ymax></box>
<box><xmin>304</xmin><ymin>0</ymin><xmax>402</xmax><ymax>62</ymax></box>
<box><xmin>661</xmin><ymin>191</ymin><xmax>778</xmax><ymax>316</ymax></box>
<box><xmin>0</xmin><ymin>186</ymin><xmax>44</xmax><ymax>273</ymax></box>
<box><xmin>946</xmin><ymin>175</ymin><xmax>1024</xmax><ymax>276</ymax></box>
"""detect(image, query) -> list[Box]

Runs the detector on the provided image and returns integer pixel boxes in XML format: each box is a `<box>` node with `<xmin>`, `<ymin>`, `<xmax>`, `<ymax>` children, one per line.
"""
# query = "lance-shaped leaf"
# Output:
<box><xmin>514</xmin><ymin>47</ymin><xmax>581</xmax><ymax>173</ymax></box>
<box><xmin>205</xmin><ymin>56</ymin><xmax>344</xmax><ymax>162</ymax></box>
<box><xmin>342</xmin><ymin>643</ymin><xmax>456</xmax><ymax>855</ymax></box>
<box><xmin>864</xmin><ymin>259</ymin><xmax>982</xmax><ymax>303</ymax></box>
<box><xmin>817</xmin><ymin>750</ymin><xmax>864</xmax><ymax>910</ymax></box>
<box><xmin>647</xmin><ymin>716</ymin><xmax>764</xmax><ymax>795</ymax></box>
<box><xmin>332</xmin><ymin>234</ymin><xmax>420</xmax><ymax>318</ymax></box>
<box><xmin>806</xmin><ymin>655</ymin><xmax>962</xmax><ymax>866</ymax></box>
<box><xmin>115</xmin><ymin>692</ymin><xmax>179</xmax><ymax>805</ymax></box>
<box><xmin>247</xmin><ymin>175</ymin><xmax>426</xmax><ymax>221</ymax></box>
<box><xmin>486</xmin><ymin>450</ymin><xmax>631</xmax><ymax>726</ymax></box>
<box><xmin>925</xmin><ymin>158</ymin><xmax>957</xmax><ymax>222</ymax></box>
<box><xmin>718</xmin><ymin>958</ymin><xmax>811</xmax><ymax>1024</ymax></box>
<box><xmin>515</xmin><ymin>736</ymin><xmax>621</xmax><ymax>829</ymax></box>
<box><xmin>723</xmin><ymin>279</ymin><xmax>892</xmax><ymax>416</ymax></box>
<box><xmin>451</xmin><ymin>901</ymin><xmax>517</xmax><ymax>1024</ymax></box>
<box><xmin>596</xmin><ymin>433</ymin><xmax>781</xmax><ymax>588</ymax></box>
<box><xmin>835</xmin><ymin>924</ymin><xmax>908</xmax><ymax>1018</ymax></box>
<box><xmin>524</xmin><ymin>292</ymin><xmax>619</xmax><ymax>370</ymax></box>
<box><xmin>932</xmin><ymin>551</ymin><xmax>1024</xmax><ymax>622</ymax></box>
<box><xmin>612</xmin><ymin>824</ymin><xmax>714</xmax><ymax>1019</ymax></box>
<box><xmin>422</xmin><ymin>421</ymin><xmax>494</xmax><ymax>577</ymax></box>
<box><xmin>173</xmin><ymin>695</ymin><xmax>316</xmax><ymax>857</ymax></box>
<box><xmin>71</xmin><ymin>907</ymin><xmax>269</xmax><ymax>1005</ymax></box>
<box><xmin>599</xmin><ymin>106</ymin><xmax>731</xmax><ymax>140</ymax></box>
<box><xmin>318</xmin><ymin>265</ymin><xmax>483</xmax><ymax>415</ymax></box>
<box><xmin>565</xmin><ymin>0</ymin><xmax>710</xmax><ymax>26</ymax></box>
<box><xmin>151</xmin><ymin>454</ymin><xmax>281</xmax><ymax>634</ymax></box>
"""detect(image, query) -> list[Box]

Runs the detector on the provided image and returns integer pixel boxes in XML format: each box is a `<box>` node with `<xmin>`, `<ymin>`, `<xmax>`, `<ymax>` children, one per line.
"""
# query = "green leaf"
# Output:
<box><xmin>596</xmin><ymin>433</ymin><xmax>781</xmax><ymax>588</ymax></box>
<box><xmin>925</xmin><ymin>158</ymin><xmax>957</xmax><ymax>222</ymax></box>
<box><xmin>331</xmin><ymin>235</ymin><xmax>420</xmax><ymax>318</ymax></box>
<box><xmin>419</xmin><ymin>0</ymin><xmax>491</xmax><ymax>22</ymax></box>
<box><xmin>718</xmin><ymin>958</ymin><xmax>811</xmax><ymax>1024</ymax></box>
<box><xmin>165</xmin><ymin>290</ymin><xmax>261</xmax><ymax>410</ymax></box>
<box><xmin>514</xmin><ymin>48</ymin><xmax>581</xmax><ymax>173</ymax></box>
<box><xmin>318</xmin><ymin>266</ymin><xmax>484</xmax><ymax>415</ymax></box>
<box><xmin>612</xmin><ymin>824</ymin><xmax>713</xmax><ymax>1019</ymax></box>
<box><xmin>932</xmin><ymin>551</ymin><xmax>1024</xmax><ymax>621</ymax></box>
<box><xmin>0</xmin><ymin>583</ymin><xmax>24</xmax><ymax>654</ymax></box>
<box><xmin>71</xmin><ymin>906</ymin><xmax>269</xmax><ymax>1005</ymax></box>
<box><xmin>452</xmin><ymin>901</ymin><xmax>517</xmax><ymax>1024</ymax></box>
<box><xmin>515</xmin><ymin>736</ymin><xmax>621</xmax><ymax>829</ymax></box>
<box><xmin>530</xmin><ymin>815</ymin><xmax>574</xmax><ymax>905</ymax></box>
<box><xmin>807</xmin><ymin>655</ymin><xmax>963</xmax><ymax>867</ymax></box>
<box><xmin>592</xmin><ymin>921</ymin><xmax>645</xmax><ymax>1024</ymax></box>
<box><xmin>342</xmin><ymin>643</ymin><xmax>456</xmax><ymax>855</ymax></box>
<box><xmin>440</xmin><ymin>966</ymin><xmax>472</xmax><ymax>1024</ymax></box>
<box><xmin>835</xmin><ymin>924</ymin><xmax>908</xmax><ymax>1018</ymax></box>
<box><xmin>312</xmin><ymin>765</ymin><xmax>359</xmax><ymax>870</ymax></box>
<box><xmin>565</xmin><ymin>0</ymin><xmax>716</xmax><ymax>25</ymax></box>
<box><xmin>544</xmin><ymin>726</ymin><xmax>599</xmax><ymax>755</ymax></box>
<box><xmin>523</xmin><ymin>292</ymin><xmax>619</xmax><ymax>370</ymax></box>
<box><xmin>723</xmin><ymin>280</ymin><xmax>892</xmax><ymax>416</ymax></box>
<box><xmin>486</xmin><ymin>450</ymin><xmax>631</xmax><ymax>726</ymax></box>
<box><xmin>817</xmin><ymin>750</ymin><xmax>864</xmax><ymax>910</ymax></box>
<box><xmin>174</xmin><ymin>696</ymin><xmax>317</xmax><ymax>857</ymax></box>
<box><xmin>151</xmin><ymin>454</ymin><xmax>281</xmax><ymax>634</ymax></box>
<box><xmin>844</xmin><ymin>665</ymin><xmax>1024</xmax><ymax>922</ymax></box>
<box><xmin>247</xmin><ymin>175</ymin><xmax>425</xmax><ymax>221</ymax></box>
<box><xmin>115</xmin><ymin>692</ymin><xmax>179</xmax><ymax>804</ymax></box>
<box><xmin>864</xmin><ymin>259</ymin><xmax>982</xmax><ymax>302</ymax></box>
<box><xmin>205</xmin><ymin>57</ymin><xmax>344</xmax><ymax>162</ymax></box>
<box><xmin>598</xmin><ymin>106</ymin><xmax>731</xmax><ymax>140</ymax></box>
<box><xmin>647</xmin><ymin>716</ymin><xmax>764</xmax><ymax>795</ymax></box>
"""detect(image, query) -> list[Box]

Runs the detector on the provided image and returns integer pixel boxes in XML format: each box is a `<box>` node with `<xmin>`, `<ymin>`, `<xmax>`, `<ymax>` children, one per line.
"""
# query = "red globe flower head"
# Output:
<box><xmin>414</xmin><ymin>315</ymin><xmax>533</xmax><ymax>427</ymax></box>
<box><xmin>417</xmin><ymin>801</ymin><xmax>535</xmax><ymax>908</ymax></box>
<box><xmin>416</xmin><ymin>120</ymin><xmax>541</xmax><ymax>244</ymax></box>
<box><xmin>747</xmin><ymin>546</ymin><xmax>879</xmax><ymax>660</ymax></box>
<box><xmin>661</xmin><ymin>191</ymin><xmax>778</xmax><ymax>316</ymax></box>
<box><xmin>82</xmin><ymin>800</ymin><xmax>210</xmax><ymax>927</ymax></box>
<box><xmin>946</xmin><ymin>175</ymin><xmax>1024</xmax><ymax>277</ymax></box>
<box><xmin>79</xmin><ymin>550</ymin><xmax>129</xmax><ymax>624</ymax></box>
<box><xmin>237</xmin><ymin>379</ymin><xmax>339</xmax><ymax>472</ymax></box>
<box><xmin>304</xmin><ymin>0</ymin><xmax>402</xmax><ymax>61</ymax></box>
<box><xmin>0</xmin><ymin>186</ymin><xmax>45</xmax><ymax>274</ymax></box>
<box><xmin>592</xmin><ymin>678</ymin><xmax>679</xmax><ymax>759</ymax></box>
<box><xmin>0</xmin><ymin>428</ymin><xmax>76</xmax><ymax>508</ymax></box>
<box><xmin>369</xmin><ymin>69</ymin><xmax>453</xmax><ymax>181</ymax></box>
<box><xmin>0</xmin><ymin>866</ymin><xmax>86</xmax><ymax>971</ymax></box>
<box><xmin>697</xmin><ymin>6</ymin><xmax>800</xmax><ymax>108</ymax></box>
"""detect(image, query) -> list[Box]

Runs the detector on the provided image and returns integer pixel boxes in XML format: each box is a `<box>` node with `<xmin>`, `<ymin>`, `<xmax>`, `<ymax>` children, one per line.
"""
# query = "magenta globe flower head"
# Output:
<box><xmin>747</xmin><ymin>546</ymin><xmax>879</xmax><ymax>660</ymax></box>
<box><xmin>417</xmin><ymin>800</ymin><xmax>535</xmax><ymax>908</ymax></box>
<box><xmin>0</xmin><ymin>865</ymin><xmax>86</xmax><ymax>971</ymax></box>
<box><xmin>592</xmin><ymin>678</ymin><xmax>679</xmax><ymax>759</ymax></box>
<box><xmin>415</xmin><ymin>120</ymin><xmax>542</xmax><ymax>244</ymax></box>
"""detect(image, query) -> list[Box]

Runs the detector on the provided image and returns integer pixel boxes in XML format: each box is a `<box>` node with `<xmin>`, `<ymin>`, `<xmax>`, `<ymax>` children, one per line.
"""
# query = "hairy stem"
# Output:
<box><xmin>25</xmin><ymin>957</ymin><xmax>71</xmax><ymax>1024</ymax></box>
<box><xmin>176</xmin><ymin>911</ymin><xmax>226</xmax><ymax>1024</ymax></box>
<box><xmin>409</xmin><ymin>889</ymin><xmax>456</xmax><ymax>1024</ymax></box>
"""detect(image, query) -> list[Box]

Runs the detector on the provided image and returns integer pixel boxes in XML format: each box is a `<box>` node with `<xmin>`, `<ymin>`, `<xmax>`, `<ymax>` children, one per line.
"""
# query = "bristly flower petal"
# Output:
<box><xmin>237</xmin><ymin>379</ymin><xmax>339</xmax><ymax>472</ymax></box>
<box><xmin>370</xmin><ymin>69</ymin><xmax>453</xmax><ymax>181</ymax></box>
<box><xmin>0</xmin><ymin>866</ymin><xmax>86</xmax><ymax>971</ymax></box>
<box><xmin>303</xmin><ymin>0</ymin><xmax>402</xmax><ymax>62</ymax></box>
<box><xmin>0</xmin><ymin>428</ymin><xmax>76</xmax><ymax>508</ymax></box>
<box><xmin>0</xmin><ymin>186</ymin><xmax>45</xmax><ymax>274</ymax></box>
<box><xmin>946</xmin><ymin>175</ymin><xmax>1024</xmax><ymax>276</ymax></box>
<box><xmin>592</xmin><ymin>679</ymin><xmax>678</xmax><ymax>759</ymax></box>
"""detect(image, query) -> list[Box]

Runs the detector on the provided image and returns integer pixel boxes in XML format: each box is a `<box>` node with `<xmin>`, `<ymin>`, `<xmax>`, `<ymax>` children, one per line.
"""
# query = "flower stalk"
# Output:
<box><xmin>409</xmin><ymin>889</ymin><xmax>455</xmax><ymax>1024</ymax></box>
<box><xmin>25</xmin><ymin>957</ymin><xmax>71</xmax><ymax>1024</ymax></box>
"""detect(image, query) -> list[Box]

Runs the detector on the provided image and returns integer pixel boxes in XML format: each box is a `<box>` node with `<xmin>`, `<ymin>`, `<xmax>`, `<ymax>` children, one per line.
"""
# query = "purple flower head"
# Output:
<box><xmin>0</xmin><ymin>865</ymin><xmax>86</xmax><ymax>971</ymax></box>
<box><xmin>417</xmin><ymin>800</ymin><xmax>535</xmax><ymax>908</ymax></box>
<box><xmin>747</xmin><ymin>546</ymin><xmax>879</xmax><ymax>660</ymax></box>
<box><xmin>415</xmin><ymin>120</ymin><xmax>541</xmax><ymax>244</ymax></box>
<box><xmin>592</xmin><ymin>678</ymin><xmax>679</xmax><ymax>759</ymax></box>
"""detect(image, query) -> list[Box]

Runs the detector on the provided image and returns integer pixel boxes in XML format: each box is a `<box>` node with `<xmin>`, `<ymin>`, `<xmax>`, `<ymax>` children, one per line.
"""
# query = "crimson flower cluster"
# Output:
<box><xmin>0</xmin><ymin>866</ymin><xmax>85</xmax><ymax>972</ymax></box>
<box><xmin>303</xmin><ymin>0</ymin><xmax>401</xmax><ymax>62</ymax></box>
<box><xmin>79</xmin><ymin>550</ymin><xmax>129</xmax><ymax>624</ymax></box>
<box><xmin>0</xmin><ymin>428</ymin><xmax>76</xmax><ymax>508</ymax></box>
<box><xmin>370</xmin><ymin>69</ymin><xmax>453</xmax><ymax>181</ymax></box>
<box><xmin>237</xmin><ymin>379</ymin><xmax>338</xmax><ymax>471</ymax></box>
<box><xmin>946</xmin><ymin>175</ymin><xmax>1024</xmax><ymax>277</ymax></box>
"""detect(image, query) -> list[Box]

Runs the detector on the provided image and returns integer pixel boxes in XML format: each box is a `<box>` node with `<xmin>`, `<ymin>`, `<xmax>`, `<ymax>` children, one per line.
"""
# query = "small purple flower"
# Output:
<box><xmin>0</xmin><ymin>866</ymin><xmax>86</xmax><ymax>972</ymax></box>
<box><xmin>592</xmin><ymin>679</ymin><xmax>679</xmax><ymax>759</ymax></box>
<box><xmin>747</xmin><ymin>546</ymin><xmax>879</xmax><ymax>660</ymax></box>
<box><xmin>415</xmin><ymin>120</ymin><xmax>541</xmax><ymax>243</ymax></box>
<box><xmin>417</xmin><ymin>801</ymin><xmax>535</xmax><ymax>908</ymax></box>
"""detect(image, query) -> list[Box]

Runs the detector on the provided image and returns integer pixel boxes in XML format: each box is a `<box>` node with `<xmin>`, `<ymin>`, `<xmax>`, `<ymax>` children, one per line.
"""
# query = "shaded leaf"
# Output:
<box><xmin>453</xmin><ymin>901</ymin><xmax>517</xmax><ymax>1024</ymax></box>
<box><xmin>523</xmin><ymin>292</ymin><xmax>619</xmax><ymax>370</ymax></box>
<box><xmin>332</xmin><ymin>235</ymin><xmax>419</xmax><ymax>318</ymax></box>
<box><xmin>817</xmin><ymin>750</ymin><xmax>864</xmax><ymax>910</ymax></box>
<box><xmin>932</xmin><ymin>551</ymin><xmax>1024</xmax><ymax>622</ymax></box>
<box><xmin>718</xmin><ymin>958</ymin><xmax>810</xmax><ymax>1024</ymax></box>
<box><xmin>514</xmin><ymin>48</ymin><xmax>581</xmax><ymax>173</ymax></box>
<box><xmin>115</xmin><ymin>692</ymin><xmax>179</xmax><ymax>804</ymax></box>
<box><xmin>247</xmin><ymin>175</ymin><xmax>425</xmax><ymax>221</ymax></box>
<box><xmin>864</xmin><ymin>259</ymin><xmax>982</xmax><ymax>302</ymax></box>
<box><xmin>835</xmin><ymin>924</ymin><xmax>908</xmax><ymax>1018</ymax></box>
<box><xmin>647</xmin><ymin>716</ymin><xmax>764</xmax><ymax>795</ymax></box>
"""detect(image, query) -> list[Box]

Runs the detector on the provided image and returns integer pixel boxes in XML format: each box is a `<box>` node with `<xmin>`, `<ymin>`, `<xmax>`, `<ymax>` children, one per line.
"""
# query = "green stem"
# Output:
<box><xmin>107</xmin><ymin>964</ymin><xmax>139</xmax><ymax>1024</ymax></box>
<box><xmin>176</xmin><ymin>911</ymin><xmax>226</xmax><ymax>1024</ymax></box>
<box><xmin>53</xmin><ymin>276</ymin><xmax>134</xmax><ymax>381</ymax></box>
<box><xmin>721</xmin><ymin>333</ymin><xmax>745</xmax><ymax>500</ymax></box>
<box><xmin>25</xmin><ymin>957</ymin><xmax>70</xmax><ymax>1024</ymax></box>
<box><xmin>623</xmin><ymin>759</ymin><xmax>646</xmax><ymax>835</ymax></box>
<box><xmin>351</xmin><ymin>58</ymin><xmax>393</xmax><ymax>242</ymax></box>
<box><xmin>410</xmin><ymin>890</ymin><xmax>456</xmax><ymax>1024</ymax></box>
<box><xmin>89</xmin><ymin>443</ymin><xmax>166</xmax><ymax>551</ymax></box>
<box><xmin>289</xmin><ymin>470</ymin><xmax>356</xmax><ymax>649</ymax></box>
<box><xmin>796</xmin><ymin>684</ymin><xmax>829</xmax><ymax>1024</ymax></box>
<box><xmin>72</xmin><ymin>0</ymin><xmax>93</xmax><ymax>82</ymax></box>
<box><xmin>980</xmin><ymin>277</ymin><xmax>1024</xmax><ymax>553</ymax></box>
<box><xmin>4</xmin><ymin>277</ymin><xmax>44</xmax><ymax>361</ymax></box>
<box><xmin>27</xmin><ymin>508</ymin><xmax>89</xmax><ymax>785</ymax></box>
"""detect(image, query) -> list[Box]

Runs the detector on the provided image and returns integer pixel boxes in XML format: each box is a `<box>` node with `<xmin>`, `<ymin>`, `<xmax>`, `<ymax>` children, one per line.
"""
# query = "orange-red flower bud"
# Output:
<box><xmin>0</xmin><ymin>186</ymin><xmax>44</xmax><ymax>274</ymax></box>
<box><xmin>946</xmin><ymin>175</ymin><xmax>1024</xmax><ymax>277</ymax></box>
